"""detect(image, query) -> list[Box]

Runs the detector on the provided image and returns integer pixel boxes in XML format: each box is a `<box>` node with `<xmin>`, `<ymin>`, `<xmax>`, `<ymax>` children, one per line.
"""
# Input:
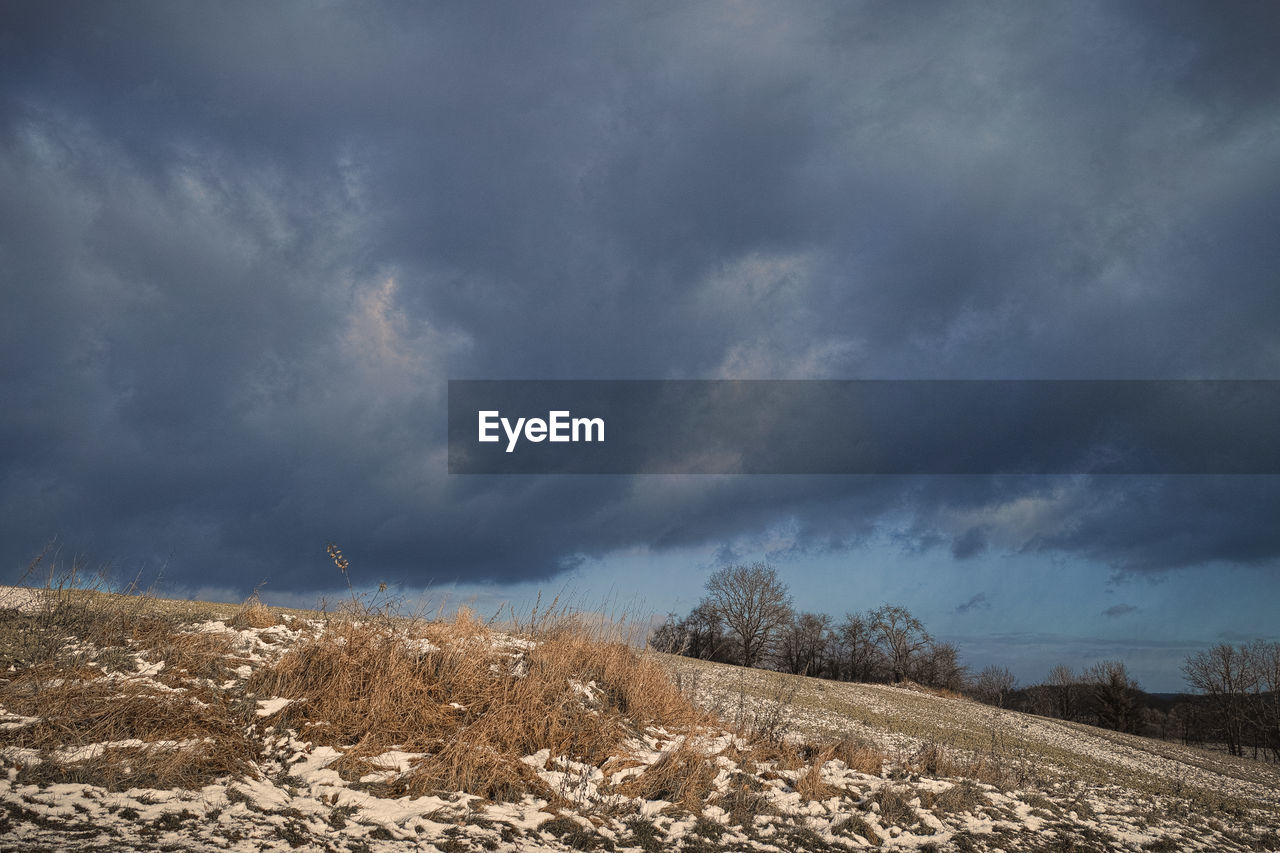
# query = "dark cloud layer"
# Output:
<box><xmin>2</xmin><ymin>2</ymin><xmax>1279</xmax><ymax>594</ymax></box>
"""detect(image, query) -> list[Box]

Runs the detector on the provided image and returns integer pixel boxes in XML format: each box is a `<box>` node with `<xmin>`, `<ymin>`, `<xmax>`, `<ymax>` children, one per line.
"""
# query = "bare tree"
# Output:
<box><xmin>1244</xmin><ymin>640</ymin><xmax>1280</xmax><ymax>762</ymax></box>
<box><xmin>704</xmin><ymin>563</ymin><xmax>793</xmax><ymax>668</ymax></box>
<box><xmin>1183</xmin><ymin>641</ymin><xmax>1280</xmax><ymax>759</ymax></box>
<box><xmin>973</xmin><ymin>665</ymin><xmax>1017</xmax><ymax>708</ymax></box>
<box><xmin>868</xmin><ymin>604</ymin><xmax>931</xmax><ymax>683</ymax></box>
<box><xmin>1183</xmin><ymin>643</ymin><xmax>1257</xmax><ymax>757</ymax></box>
<box><xmin>915</xmin><ymin>640</ymin><xmax>967</xmax><ymax>691</ymax></box>
<box><xmin>1046</xmin><ymin>664</ymin><xmax>1080</xmax><ymax>721</ymax></box>
<box><xmin>649</xmin><ymin>602</ymin><xmax>728</xmax><ymax>661</ymax></box>
<box><xmin>648</xmin><ymin>613</ymin><xmax>686</xmax><ymax>655</ymax></box>
<box><xmin>837</xmin><ymin>611</ymin><xmax>878</xmax><ymax>682</ymax></box>
<box><xmin>778</xmin><ymin>611</ymin><xmax>833</xmax><ymax>676</ymax></box>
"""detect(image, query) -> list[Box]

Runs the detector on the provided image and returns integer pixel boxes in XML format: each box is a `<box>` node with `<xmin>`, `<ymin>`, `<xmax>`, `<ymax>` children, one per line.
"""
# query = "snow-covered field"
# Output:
<box><xmin>2</xmin><ymin>586</ymin><xmax>1278</xmax><ymax>852</ymax></box>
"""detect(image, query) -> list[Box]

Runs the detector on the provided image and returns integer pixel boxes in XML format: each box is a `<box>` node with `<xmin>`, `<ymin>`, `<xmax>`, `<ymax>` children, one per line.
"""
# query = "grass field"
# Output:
<box><xmin>2</xmin><ymin>582</ymin><xmax>1279</xmax><ymax>852</ymax></box>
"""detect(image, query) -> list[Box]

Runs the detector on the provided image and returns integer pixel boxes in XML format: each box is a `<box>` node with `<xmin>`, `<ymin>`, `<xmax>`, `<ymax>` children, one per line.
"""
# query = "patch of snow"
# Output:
<box><xmin>255</xmin><ymin>697</ymin><xmax>297</xmax><ymax>717</ymax></box>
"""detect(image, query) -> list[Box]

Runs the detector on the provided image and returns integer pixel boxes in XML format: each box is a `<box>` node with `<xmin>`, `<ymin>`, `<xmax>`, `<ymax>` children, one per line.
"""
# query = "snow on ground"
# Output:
<box><xmin>0</xmin><ymin>586</ymin><xmax>43</xmax><ymax>615</ymax></box>
<box><xmin>2</xmin><ymin>588</ymin><xmax>1279</xmax><ymax>851</ymax></box>
<box><xmin>658</xmin><ymin>653</ymin><xmax>1280</xmax><ymax>808</ymax></box>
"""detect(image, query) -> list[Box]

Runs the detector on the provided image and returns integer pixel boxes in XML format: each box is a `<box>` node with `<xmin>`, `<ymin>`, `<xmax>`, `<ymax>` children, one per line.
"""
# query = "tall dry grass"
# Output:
<box><xmin>2</xmin><ymin>550</ymin><xmax>732</xmax><ymax>804</ymax></box>
<box><xmin>230</xmin><ymin>592</ymin><xmax>279</xmax><ymax>629</ymax></box>
<box><xmin>0</xmin><ymin>673</ymin><xmax>255</xmax><ymax>789</ymax></box>
<box><xmin>612</xmin><ymin>737</ymin><xmax>721</xmax><ymax>810</ymax></box>
<box><xmin>907</xmin><ymin>739</ymin><xmax>1041</xmax><ymax>790</ymax></box>
<box><xmin>1</xmin><ymin>548</ymin><xmax>158</xmax><ymax>672</ymax></box>
<box><xmin>0</xmin><ymin>546</ymin><xmax>905</xmax><ymax>810</ymax></box>
<box><xmin>249</xmin><ymin>604</ymin><xmax>711</xmax><ymax>801</ymax></box>
<box><xmin>0</xmin><ymin>551</ymin><xmax>257</xmax><ymax>790</ymax></box>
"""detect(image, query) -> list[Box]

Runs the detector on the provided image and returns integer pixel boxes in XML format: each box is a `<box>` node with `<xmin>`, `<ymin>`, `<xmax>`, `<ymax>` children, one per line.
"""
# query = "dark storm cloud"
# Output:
<box><xmin>2</xmin><ymin>2</ymin><xmax>1279</xmax><ymax>593</ymax></box>
<box><xmin>1025</xmin><ymin>476</ymin><xmax>1280</xmax><ymax>574</ymax></box>
<box><xmin>1102</xmin><ymin>604</ymin><xmax>1138</xmax><ymax>619</ymax></box>
<box><xmin>955</xmin><ymin>593</ymin><xmax>990</xmax><ymax>615</ymax></box>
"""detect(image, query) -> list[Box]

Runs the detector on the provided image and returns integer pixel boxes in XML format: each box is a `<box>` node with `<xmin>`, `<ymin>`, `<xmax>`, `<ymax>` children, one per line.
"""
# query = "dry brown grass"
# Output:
<box><xmin>908</xmin><ymin>740</ymin><xmax>1022</xmax><ymax>789</ymax></box>
<box><xmin>131</xmin><ymin>619</ymin><xmax>245</xmax><ymax>684</ymax></box>
<box><xmin>869</xmin><ymin>785</ymin><xmax>919</xmax><ymax>828</ymax></box>
<box><xmin>713</xmin><ymin>771</ymin><xmax>773</xmax><ymax>826</ymax></box>
<box><xmin>829</xmin><ymin>735</ymin><xmax>890</xmax><ymax>777</ymax></box>
<box><xmin>5</xmin><ymin>557</ymin><xmax>904</xmax><ymax>813</ymax></box>
<box><xmin>930</xmin><ymin>779</ymin><xmax>989</xmax><ymax>815</ymax></box>
<box><xmin>248</xmin><ymin>605</ymin><xmax>711</xmax><ymax>802</ymax></box>
<box><xmin>1</xmin><ymin>590</ymin><xmax>158</xmax><ymax>673</ymax></box>
<box><xmin>764</xmin><ymin>737</ymin><xmax>888</xmax><ymax>802</ymax></box>
<box><xmin>230</xmin><ymin>593</ymin><xmax>279</xmax><ymax>629</ymax></box>
<box><xmin>0</xmin><ymin>669</ymin><xmax>255</xmax><ymax>790</ymax></box>
<box><xmin>747</xmin><ymin>735</ymin><xmax>887</xmax><ymax>801</ymax></box>
<box><xmin>793</xmin><ymin>747</ymin><xmax>848</xmax><ymax>801</ymax></box>
<box><xmin>612</xmin><ymin>738</ymin><xmax>720</xmax><ymax>810</ymax></box>
<box><xmin>834</xmin><ymin>814</ymin><xmax>883</xmax><ymax>846</ymax></box>
<box><xmin>0</xmin><ymin>556</ymin><xmax>260</xmax><ymax>791</ymax></box>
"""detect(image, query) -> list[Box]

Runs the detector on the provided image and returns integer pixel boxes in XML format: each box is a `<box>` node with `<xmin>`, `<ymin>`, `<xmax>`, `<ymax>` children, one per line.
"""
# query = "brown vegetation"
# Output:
<box><xmin>0</xmin><ymin>574</ymin><xmax>257</xmax><ymax>791</ymax></box>
<box><xmin>248</xmin><ymin>605</ymin><xmax>710</xmax><ymax>801</ymax></box>
<box><xmin>230</xmin><ymin>592</ymin><xmax>279</xmax><ymax>629</ymax></box>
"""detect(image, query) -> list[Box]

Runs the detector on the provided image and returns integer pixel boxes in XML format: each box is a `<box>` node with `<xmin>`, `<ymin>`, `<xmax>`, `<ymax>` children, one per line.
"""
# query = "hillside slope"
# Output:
<box><xmin>658</xmin><ymin>652</ymin><xmax>1280</xmax><ymax>806</ymax></box>
<box><xmin>2</xmin><ymin>586</ymin><xmax>1278</xmax><ymax>852</ymax></box>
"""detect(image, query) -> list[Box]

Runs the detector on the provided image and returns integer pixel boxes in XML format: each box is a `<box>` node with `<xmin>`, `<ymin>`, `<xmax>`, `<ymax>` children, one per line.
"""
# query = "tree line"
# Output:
<box><xmin>650</xmin><ymin>563</ymin><xmax>1280</xmax><ymax>763</ymax></box>
<box><xmin>984</xmin><ymin>644</ymin><xmax>1280</xmax><ymax>763</ymax></box>
<box><xmin>649</xmin><ymin>563</ymin><xmax>964</xmax><ymax>690</ymax></box>
<box><xmin>985</xmin><ymin>660</ymin><xmax>1147</xmax><ymax>734</ymax></box>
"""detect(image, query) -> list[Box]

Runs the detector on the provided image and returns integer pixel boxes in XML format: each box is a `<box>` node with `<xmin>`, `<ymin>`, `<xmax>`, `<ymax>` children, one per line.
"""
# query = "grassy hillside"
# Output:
<box><xmin>658</xmin><ymin>653</ymin><xmax>1280</xmax><ymax>808</ymax></box>
<box><xmin>2</xmin><ymin>584</ymin><xmax>1278</xmax><ymax>852</ymax></box>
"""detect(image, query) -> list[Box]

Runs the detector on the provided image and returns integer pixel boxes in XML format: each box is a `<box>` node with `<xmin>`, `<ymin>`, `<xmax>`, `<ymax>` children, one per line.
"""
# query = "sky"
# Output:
<box><xmin>3</xmin><ymin>2</ymin><xmax>1278</xmax><ymax>692</ymax></box>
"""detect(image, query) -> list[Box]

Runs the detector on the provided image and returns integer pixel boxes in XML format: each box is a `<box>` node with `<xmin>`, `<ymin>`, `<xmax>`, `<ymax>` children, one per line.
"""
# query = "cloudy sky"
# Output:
<box><xmin>3</xmin><ymin>2</ymin><xmax>1278</xmax><ymax>691</ymax></box>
